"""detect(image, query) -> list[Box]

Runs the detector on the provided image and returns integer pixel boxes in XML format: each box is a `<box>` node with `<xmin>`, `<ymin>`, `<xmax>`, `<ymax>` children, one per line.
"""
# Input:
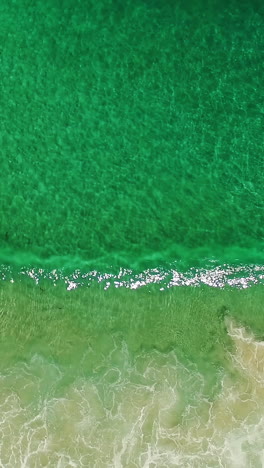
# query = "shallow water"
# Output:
<box><xmin>0</xmin><ymin>273</ymin><xmax>264</xmax><ymax>466</ymax></box>
<box><xmin>0</xmin><ymin>0</ymin><xmax>264</xmax><ymax>466</ymax></box>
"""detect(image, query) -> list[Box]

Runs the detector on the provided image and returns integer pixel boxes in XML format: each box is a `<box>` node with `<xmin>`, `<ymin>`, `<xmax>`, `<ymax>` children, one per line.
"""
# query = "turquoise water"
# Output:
<box><xmin>0</xmin><ymin>0</ymin><xmax>264</xmax><ymax>466</ymax></box>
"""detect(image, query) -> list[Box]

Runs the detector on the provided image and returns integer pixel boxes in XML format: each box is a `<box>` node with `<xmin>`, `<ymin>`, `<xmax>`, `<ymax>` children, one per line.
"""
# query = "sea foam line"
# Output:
<box><xmin>1</xmin><ymin>263</ymin><xmax>264</xmax><ymax>290</ymax></box>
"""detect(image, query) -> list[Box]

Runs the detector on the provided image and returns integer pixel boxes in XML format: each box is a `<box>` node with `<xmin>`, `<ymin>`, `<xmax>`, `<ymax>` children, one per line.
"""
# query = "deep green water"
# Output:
<box><xmin>0</xmin><ymin>0</ymin><xmax>264</xmax><ymax>466</ymax></box>
<box><xmin>1</xmin><ymin>0</ymin><xmax>264</xmax><ymax>267</ymax></box>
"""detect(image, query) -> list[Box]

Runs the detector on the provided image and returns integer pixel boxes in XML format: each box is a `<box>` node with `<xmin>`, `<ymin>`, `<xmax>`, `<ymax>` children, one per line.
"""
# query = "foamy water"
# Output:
<box><xmin>0</xmin><ymin>319</ymin><xmax>263</xmax><ymax>467</ymax></box>
<box><xmin>0</xmin><ymin>0</ymin><xmax>263</xmax><ymax>465</ymax></box>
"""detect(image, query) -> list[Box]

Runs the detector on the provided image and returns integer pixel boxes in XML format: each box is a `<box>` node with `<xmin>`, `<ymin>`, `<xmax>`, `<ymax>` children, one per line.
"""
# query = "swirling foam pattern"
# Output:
<box><xmin>0</xmin><ymin>0</ymin><xmax>263</xmax><ymax>465</ymax></box>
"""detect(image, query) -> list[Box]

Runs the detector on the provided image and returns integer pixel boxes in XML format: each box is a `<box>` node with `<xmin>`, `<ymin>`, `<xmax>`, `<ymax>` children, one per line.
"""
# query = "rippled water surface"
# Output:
<box><xmin>0</xmin><ymin>0</ymin><xmax>263</xmax><ymax>466</ymax></box>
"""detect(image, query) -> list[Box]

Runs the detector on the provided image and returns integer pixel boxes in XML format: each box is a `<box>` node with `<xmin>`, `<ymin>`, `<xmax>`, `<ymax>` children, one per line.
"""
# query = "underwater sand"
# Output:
<box><xmin>0</xmin><ymin>0</ymin><xmax>264</xmax><ymax>466</ymax></box>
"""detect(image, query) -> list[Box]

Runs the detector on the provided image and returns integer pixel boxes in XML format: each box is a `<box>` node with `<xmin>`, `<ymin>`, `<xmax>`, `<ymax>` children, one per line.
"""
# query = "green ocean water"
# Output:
<box><xmin>0</xmin><ymin>0</ymin><xmax>264</xmax><ymax>466</ymax></box>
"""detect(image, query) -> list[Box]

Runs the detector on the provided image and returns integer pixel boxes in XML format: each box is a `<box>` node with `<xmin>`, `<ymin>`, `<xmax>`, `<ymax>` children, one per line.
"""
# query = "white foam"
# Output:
<box><xmin>2</xmin><ymin>262</ymin><xmax>264</xmax><ymax>290</ymax></box>
<box><xmin>0</xmin><ymin>322</ymin><xmax>263</xmax><ymax>466</ymax></box>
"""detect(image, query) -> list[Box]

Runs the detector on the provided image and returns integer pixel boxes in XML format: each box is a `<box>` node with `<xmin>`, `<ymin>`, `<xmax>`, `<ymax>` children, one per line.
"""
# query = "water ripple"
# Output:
<box><xmin>1</xmin><ymin>263</ymin><xmax>264</xmax><ymax>290</ymax></box>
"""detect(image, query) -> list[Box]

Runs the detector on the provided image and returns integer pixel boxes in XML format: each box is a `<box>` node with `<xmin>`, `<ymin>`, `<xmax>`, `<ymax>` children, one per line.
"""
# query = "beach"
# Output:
<box><xmin>0</xmin><ymin>0</ymin><xmax>263</xmax><ymax>465</ymax></box>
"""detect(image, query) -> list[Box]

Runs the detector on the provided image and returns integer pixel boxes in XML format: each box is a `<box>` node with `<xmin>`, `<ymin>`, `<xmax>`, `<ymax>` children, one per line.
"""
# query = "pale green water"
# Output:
<box><xmin>0</xmin><ymin>0</ymin><xmax>264</xmax><ymax>466</ymax></box>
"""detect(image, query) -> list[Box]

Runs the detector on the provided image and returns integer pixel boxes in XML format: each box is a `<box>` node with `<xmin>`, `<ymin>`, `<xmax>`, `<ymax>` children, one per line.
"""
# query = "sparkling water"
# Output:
<box><xmin>0</xmin><ymin>0</ymin><xmax>264</xmax><ymax>466</ymax></box>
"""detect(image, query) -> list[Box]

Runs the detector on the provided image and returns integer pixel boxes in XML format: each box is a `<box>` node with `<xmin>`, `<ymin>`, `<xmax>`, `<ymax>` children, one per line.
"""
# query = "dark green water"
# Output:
<box><xmin>1</xmin><ymin>0</ymin><xmax>263</xmax><ymax>267</ymax></box>
<box><xmin>0</xmin><ymin>0</ymin><xmax>264</xmax><ymax>466</ymax></box>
